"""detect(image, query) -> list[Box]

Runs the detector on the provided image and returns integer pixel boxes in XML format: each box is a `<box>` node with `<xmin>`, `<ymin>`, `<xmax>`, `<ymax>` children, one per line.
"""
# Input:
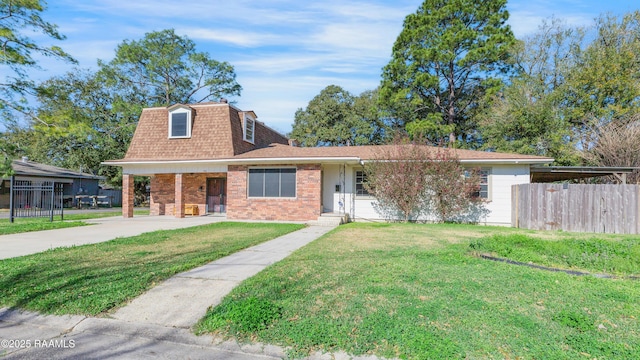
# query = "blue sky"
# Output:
<box><xmin>26</xmin><ymin>0</ymin><xmax>638</xmax><ymax>134</ymax></box>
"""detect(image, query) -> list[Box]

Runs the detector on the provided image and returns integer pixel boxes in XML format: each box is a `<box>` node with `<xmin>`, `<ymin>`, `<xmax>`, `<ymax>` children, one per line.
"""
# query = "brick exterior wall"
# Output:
<box><xmin>227</xmin><ymin>164</ymin><xmax>321</xmax><ymax>221</ymax></box>
<box><xmin>122</xmin><ymin>174</ymin><xmax>134</xmax><ymax>218</ymax></box>
<box><xmin>150</xmin><ymin>172</ymin><xmax>226</xmax><ymax>216</ymax></box>
<box><xmin>175</xmin><ymin>173</ymin><xmax>185</xmax><ymax>218</ymax></box>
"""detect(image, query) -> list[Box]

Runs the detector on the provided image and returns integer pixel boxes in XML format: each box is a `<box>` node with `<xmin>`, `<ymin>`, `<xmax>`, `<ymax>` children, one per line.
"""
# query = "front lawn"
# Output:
<box><xmin>0</xmin><ymin>222</ymin><xmax>304</xmax><ymax>315</ymax></box>
<box><xmin>0</xmin><ymin>209</ymin><xmax>150</xmax><ymax>235</ymax></box>
<box><xmin>196</xmin><ymin>223</ymin><xmax>640</xmax><ymax>359</ymax></box>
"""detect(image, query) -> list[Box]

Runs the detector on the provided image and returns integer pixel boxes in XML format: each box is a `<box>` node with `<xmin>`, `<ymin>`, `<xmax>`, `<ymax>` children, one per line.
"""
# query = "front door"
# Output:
<box><xmin>206</xmin><ymin>178</ymin><xmax>226</xmax><ymax>213</ymax></box>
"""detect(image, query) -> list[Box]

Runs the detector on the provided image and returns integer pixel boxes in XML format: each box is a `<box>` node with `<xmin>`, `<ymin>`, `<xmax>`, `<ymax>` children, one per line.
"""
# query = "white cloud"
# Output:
<box><xmin>23</xmin><ymin>0</ymin><xmax>631</xmax><ymax>136</ymax></box>
<box><xmin>177</xmin><ymin>27</ymin><xmax>280</xmax><ymax>48</ymax></box>
<box><xmin>308</xmin><ymin>22</ymin><xmax>400</xmax><ymax>54</ymax></box>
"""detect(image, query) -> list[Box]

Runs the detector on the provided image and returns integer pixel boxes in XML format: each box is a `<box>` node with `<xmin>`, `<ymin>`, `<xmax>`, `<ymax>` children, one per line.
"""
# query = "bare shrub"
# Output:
<box><xmin>364</xmin><ymin>139</ymin><xmax>484</xmax><ymax>223</ymax></box>
<box><xmin>583</xmin><ymin>115</ymin><xmax>640</xmax><ymax>184</ymax></box>
<box><xmin>364</xmin><ymin>142</ymin><xmax>433</xmax><ymax>222</ymax></box>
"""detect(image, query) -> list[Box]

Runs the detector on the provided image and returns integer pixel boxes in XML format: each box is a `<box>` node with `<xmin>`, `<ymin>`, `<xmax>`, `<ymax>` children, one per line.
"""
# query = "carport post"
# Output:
<box><xmin>9</xmin><ymin>176</ymin><xmax>14</xmax><ymax>223</ymax></box>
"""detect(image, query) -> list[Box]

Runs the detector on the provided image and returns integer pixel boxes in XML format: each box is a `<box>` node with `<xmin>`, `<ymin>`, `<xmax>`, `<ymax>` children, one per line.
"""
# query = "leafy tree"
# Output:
<box><xmin>511</xmin><ymin>17</ymin><xmax>584</xmax><ymax>90</ymax></box>
<box><xmin>563</xmin><ymin>11</ymin><xmax>640</xmax><ymax>150</ymax></box>
<box><xmin>31</xmin><ymin>70</ymin><xmax>136</xmax><ymax>184</ymax></box>
<box><xmin>352</xmin><ymin>88</ymin><xmax>388</xmax><ymax>145</ymax></box>
<box><xmin>98</xmin><ymin>29</ymin><xmax>241</xmax><ymax>106</ymax></box>
<box><xmin>478</xmin><ymin>77</ymin><xmax>578</xmax><ymax>165</ymax></box>
<box><xmin>9</xmin><ymin>29</ymin><xmax>243</xmax><ymax>188</ymax></box>
<box><xmin>0</xmin><ymin>137</ymin><xmax>16</xmax><ymax>177</ymax></box>
<box><xmin>1</xmin><ymin>0</ymin><xmax>75</xmax><ymax>110</ymax></box>
<box><xmin>290</xmin><ymin>85</ymin><xmax>387</xmax><ymax>146</ymax></box>
<box><xmin>0</xmin><ymin>0</ymin><xmax>75</xmax><ymax>175</ymax></box>
<box><xmin>380</xmin><ymin>0</ymin><xmax>515</xmax><ymax>146</ymax></box>
<box><xmin>478</xmin><ymin>18</ymin><xmax>585</xmax><ymax>165</ymax></box>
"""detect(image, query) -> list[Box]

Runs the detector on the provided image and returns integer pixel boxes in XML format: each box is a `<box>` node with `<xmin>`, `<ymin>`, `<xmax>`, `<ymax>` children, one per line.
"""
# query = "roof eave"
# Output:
<box><xmin>359</xmin><ymin>158</ymin><xmax>554</xmax><ymax>165</ymax></box>
<box><xmin>103</xmin><ymin>156</ymin><xmax>363</xmax><ymax>167</ymax></box>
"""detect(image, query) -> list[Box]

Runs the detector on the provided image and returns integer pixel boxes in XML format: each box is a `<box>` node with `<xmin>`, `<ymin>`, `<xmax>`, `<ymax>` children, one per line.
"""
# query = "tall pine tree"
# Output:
<box><xmin>380</xmin><ymin>0</ymin><xmax>515</xmax><ymax>146</ymax></box>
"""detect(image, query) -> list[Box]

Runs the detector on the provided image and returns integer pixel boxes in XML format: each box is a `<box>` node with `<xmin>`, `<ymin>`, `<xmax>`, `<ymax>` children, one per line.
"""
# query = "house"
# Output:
<box><xmin>104</xmin><ymin>101</ymin><xmax>553</xmax><ymax>225</ymax></box>
<box><xmin>1</xmin><ymin>158</ymin><xmax>104</xmax><ymax>209</ymax></box>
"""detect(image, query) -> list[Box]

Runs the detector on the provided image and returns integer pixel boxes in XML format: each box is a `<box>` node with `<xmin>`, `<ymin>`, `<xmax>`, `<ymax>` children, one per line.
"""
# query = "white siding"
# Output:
<box><xmin>322</xmin><ymin>165</ymin><xmax>340</xmax><ymax>212</ymax></box>
<box><xmin>484</xmin><ymin>165</ymin><xmax>530</xmax><ymax>225</ymax></box>
<box><xmin>321</xmin><ymin>163</ymin><xmax>532</xmax><ymax>225</ymax></box>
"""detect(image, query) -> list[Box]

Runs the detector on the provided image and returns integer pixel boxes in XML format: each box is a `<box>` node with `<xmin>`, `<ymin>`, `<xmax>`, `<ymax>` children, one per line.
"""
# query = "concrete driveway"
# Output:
<box><xmin>0</xmin><ymin>215</ymin><xmax>224</xmax><ymax>260</ymax></box>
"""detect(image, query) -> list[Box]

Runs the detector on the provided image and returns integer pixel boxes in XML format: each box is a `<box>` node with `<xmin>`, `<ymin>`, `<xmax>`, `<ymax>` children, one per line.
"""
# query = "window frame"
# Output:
<box><xmin>168</xmin><ymin>107</ymin><xmax>192</xmax><ymax>139</ymax></box>
<box><xmin>247</xmin><ymin>167</ymin><xmax>296</xmax><ymax>198</ymax></box>
<box><xmin>465</xmin><ymin>167</ymin><xmax>491</xmax><ymax>200</ymax></box>
<box><xmin>354</xmin><ymin>169</ymin><xmax>372</xmax><ymax>198</ymax></box>
<box><xmin>243</xmin><ymin>113</ymin><xmax>255</xmax><ymax>144</ymax></box>
<box><xmin>478</xmin><ymin>167</ymin><xmax>491</xmax><ymax>200</ymax></box>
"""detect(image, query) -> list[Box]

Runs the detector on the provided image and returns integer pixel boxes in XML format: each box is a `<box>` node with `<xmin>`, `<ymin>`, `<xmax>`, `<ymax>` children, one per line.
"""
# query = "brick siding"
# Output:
<box><xmin>227</xmin><ymin>164</ymin><xmax>321</xmax><ymax>221</ymax></box>
<box><xmin>122</xmin><ymin>174</ymin><xmax>134</xmax><ymax>218</ymax></box>
<box><xmin>150</xmin><ymin>172</ymin><xmax>226</xmax><ymax>216</ymax></box>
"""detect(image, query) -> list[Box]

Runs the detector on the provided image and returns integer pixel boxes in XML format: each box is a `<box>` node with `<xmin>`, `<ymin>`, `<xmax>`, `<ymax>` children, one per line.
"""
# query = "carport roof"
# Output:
<box><xmin>530</xmin><ymin>166</ymin><xmax>637</xmax><ymax>183</ymax></box>
<box><xmin>7</xmin><ymin>159</ymin><xmax>104</xmax><ymax>181</ymax></box>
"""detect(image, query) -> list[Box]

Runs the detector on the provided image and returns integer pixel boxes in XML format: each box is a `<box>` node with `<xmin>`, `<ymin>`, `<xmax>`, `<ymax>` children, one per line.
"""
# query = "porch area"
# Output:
<box><xmin>122</xmin><ymin>172</ymin><xmax>227</xmax><ymax>218</ymax></box>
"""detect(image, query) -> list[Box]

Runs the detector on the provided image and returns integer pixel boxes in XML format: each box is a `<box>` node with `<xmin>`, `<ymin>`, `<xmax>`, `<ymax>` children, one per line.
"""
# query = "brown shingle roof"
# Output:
<box><xmin>122</xmin><ymin>103</ymin><xmax>288</xmax><ymax>161</ymax></box>
<box><xmin>233</xmin><ymin>143</ymin><xmax>554</xmax><ymax>162</ymax></box>
<box><xmin>109</xmin><ymin>101</ymin><xmax>552</xmax><ymax>165</ymax></box>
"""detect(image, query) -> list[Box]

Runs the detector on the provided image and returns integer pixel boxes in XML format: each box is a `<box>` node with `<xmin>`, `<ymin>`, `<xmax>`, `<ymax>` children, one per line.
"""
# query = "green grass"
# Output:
<box><xmin>0</xmin><ymin>222</ymin><xmax>304</xmax><ymax>315</ymax></box>
<box><xmin>0</xmin><ymin>209</ymin><xmax>150</xmax><ymax>235</ymax></box>
<box><xmin>196</xmin><ymin>223</ymin><xmax>640</xmax><ymax>359</ymax></box>
<box><xmin>470</xmin><ymin>233</ymin><xmax>640</xmax><ymax>277</ymax></box>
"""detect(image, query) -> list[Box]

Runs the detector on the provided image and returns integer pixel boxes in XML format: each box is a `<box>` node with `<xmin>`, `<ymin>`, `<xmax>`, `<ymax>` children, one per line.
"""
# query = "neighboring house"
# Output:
<box><xmin>104</xmin><ymin>101</ymin><xmax>553</xmax><ymax>225</ymax></box>
<box><xmin>1</xmin><ymin>158</ymin><xmax>104</xmax><ymax>208</ymax></box>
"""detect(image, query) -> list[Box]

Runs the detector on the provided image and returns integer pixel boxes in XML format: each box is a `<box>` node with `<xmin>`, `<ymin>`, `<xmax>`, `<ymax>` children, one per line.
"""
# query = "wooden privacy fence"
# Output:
<box><xmin>512</xmin><ymin>183</ymin><xmax>640</xmax><ymax>234</ymax></box>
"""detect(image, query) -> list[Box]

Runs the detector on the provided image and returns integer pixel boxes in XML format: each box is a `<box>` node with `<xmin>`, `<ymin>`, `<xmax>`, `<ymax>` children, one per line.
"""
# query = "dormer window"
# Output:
<box><xmin>168</xmin><ymin>106</ymin><xmax>192</xmax><ymax>138</ymax></box>
<box><xmin>243</xmin><ymin>113</ymin><xmax>255</xmax><ymax>143</ymax></box>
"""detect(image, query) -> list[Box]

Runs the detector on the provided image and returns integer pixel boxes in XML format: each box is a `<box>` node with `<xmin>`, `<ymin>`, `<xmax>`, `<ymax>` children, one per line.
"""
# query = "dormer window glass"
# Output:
<box><xmin>243</xmin><ymin>114</ymin><xmax>255</xmax><ymax>143</ymax></box>
<box><xmin>169</xmin><ymin>107</ymin><xmax>192</xmax><ymax>138</ymax></box>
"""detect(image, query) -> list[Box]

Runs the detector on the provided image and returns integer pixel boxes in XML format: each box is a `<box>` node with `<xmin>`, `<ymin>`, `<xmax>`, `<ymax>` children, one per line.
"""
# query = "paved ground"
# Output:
<box><xmin>0</xmin><ymin>215</ymin><xmax>224</xmax><ymax>260</ymax></box>
<box><xmin>0</xmin><ymin>215</ymin><xmax>372</xmax><ymax>359</ymax></box>
<box><xmin>0</xmin><ymin>207</ymin><xmax>124</xmax><ymax>219</ymax></box>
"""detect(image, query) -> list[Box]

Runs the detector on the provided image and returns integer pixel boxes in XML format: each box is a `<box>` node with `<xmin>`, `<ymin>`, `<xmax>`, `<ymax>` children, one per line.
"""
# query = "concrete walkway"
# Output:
<box><xmin>0</xmin><ymin>215</ymin><xmax>224</xmax><ymax>260</ymax></box>
<box><xmin>111</xmin><ymin>226</ymin><xmax>334</xmax><ymax>328</ymax></box>
<box><xmin>0</xmin><ymin>219</ymin><xmax>362</xmax><ymax>359</ymax></box>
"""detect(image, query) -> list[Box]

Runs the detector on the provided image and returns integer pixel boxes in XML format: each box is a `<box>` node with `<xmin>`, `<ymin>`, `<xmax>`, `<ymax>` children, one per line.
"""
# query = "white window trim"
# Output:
<box><xmin>354</xmin><ymin>169</ymin><xmax>374</xmax><ymax>199</ymax></box>
<box><xmin>473</xmin><ymin>167</ymin><xmax>492</xmax><ymax>201</ymax></box>
<box><xmin>168</xmin><ymin>107</ymin><xmax>192</xmax><ymax>139</ymax></box>
<box><xmin>243</xmin><ymin>114</ymin><xmax>255</xmax><ymax>144</ymax></box>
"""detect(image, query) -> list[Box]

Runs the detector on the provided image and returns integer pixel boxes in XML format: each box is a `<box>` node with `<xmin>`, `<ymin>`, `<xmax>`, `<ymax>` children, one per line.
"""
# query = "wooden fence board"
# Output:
<box><xmin>512</xmin><ymin>183</ymin><xmax>640</xmax><ymax>234</ymax></box>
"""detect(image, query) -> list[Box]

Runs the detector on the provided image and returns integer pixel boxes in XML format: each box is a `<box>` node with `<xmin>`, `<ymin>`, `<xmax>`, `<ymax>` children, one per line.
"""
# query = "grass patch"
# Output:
<box><xmin>196</xmin><ymin>223</ymin><xmax>640</xmax><ymax>359</ymax></box>
<box><xmin>0</xmin><ymin>209</ymin><xmax>150</xmax><ymax>235</ymax></box>
<box><xmin>0</xmin><ymin>222</ymin><xmax>303</xmax><ymax>315</ymax></box>
<box><xmin>470</xmin><ymin>233</ymin><xmax>640</xmax><ymax>276</ymax></box>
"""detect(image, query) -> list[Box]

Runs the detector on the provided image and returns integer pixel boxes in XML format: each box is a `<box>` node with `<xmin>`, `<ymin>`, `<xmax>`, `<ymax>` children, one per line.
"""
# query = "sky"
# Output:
<box><xmin>23</xmin><ymin>0</ymin><xmax>639</xmax><ymax>134</ymax></box>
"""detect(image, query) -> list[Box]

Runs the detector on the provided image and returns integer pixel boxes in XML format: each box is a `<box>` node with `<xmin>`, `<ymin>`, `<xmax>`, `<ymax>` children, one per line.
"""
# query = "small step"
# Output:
<box><xmin>306</xmin><ymin>213</ymin><xmax>350</xmax><ymax>226</ymax></box>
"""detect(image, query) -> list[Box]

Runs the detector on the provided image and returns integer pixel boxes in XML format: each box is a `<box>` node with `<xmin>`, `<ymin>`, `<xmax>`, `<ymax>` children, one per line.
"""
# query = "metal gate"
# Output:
<box><xmin>9</xmin><ymin>178</ymin><xmax>65</xmax><ymax>223</ymax></box>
